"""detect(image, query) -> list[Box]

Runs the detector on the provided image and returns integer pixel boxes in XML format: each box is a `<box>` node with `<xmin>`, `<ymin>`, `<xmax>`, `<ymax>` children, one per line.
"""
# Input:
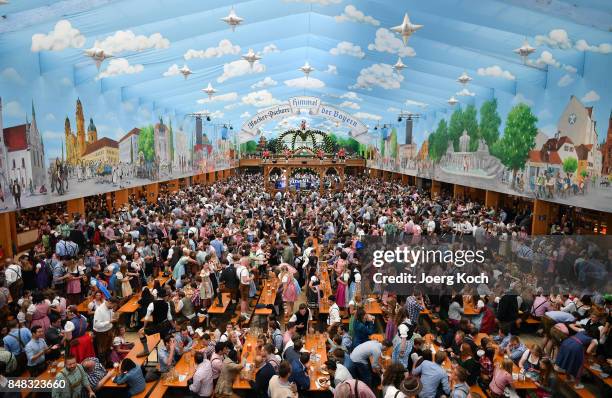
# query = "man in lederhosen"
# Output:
<box><xmin>137</xmin><ymin>289</ymin><xmax>175</xmax><ymax>357</ymax></box>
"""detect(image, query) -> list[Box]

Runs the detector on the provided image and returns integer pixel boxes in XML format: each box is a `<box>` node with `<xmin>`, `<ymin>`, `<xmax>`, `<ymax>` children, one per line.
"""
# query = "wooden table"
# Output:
<box><xmin>103</xmin><ymin>333</ymin><xmax>161</xmax><ymax>388</ymax></box>
<box><xmin>255</xmin><ymin>277</ymin><xmax>279</xmax><ymax>315</ymax></box>
<box><xmin>162</xmin><ymin>351</ymin><xmax>196</xmax><ymax>387</ymax></box>
<box><xmin>304</xmin><ymin>333</ymin><xmax>328</xmax><ymax>391</ymax></box>
<box><xmin>118</xmin><ymin>294</ymin><xmax>141</xmax><ymax>313</ymax></box>
<box><xmin>77</xmin><ymin>298</ymin><xmax>92</xmax><ymax>313</ymax></box>
<box><xmin>208</xmin><ymin>293</ymin><xmax>231</xmax><ymax>314</ymax></box>
<box><xmin>463</xmin><ymin>299</ymin><xmax>480</xmax><ymax>316</ymax></box>
<box><xmin>318</xmin><ymin>268</ymin><xmax>333</xmax><ymax>314</ymax></box>
<box><xmin>148</xmin><ymin>275</ymin><xmax>169</xmax><ymax>289</ymax></box>
<box><xmin>233</xmin><ymin>334</ymin><xmax>258</xmax><ymax>389</ymax></box>
<box><xmin>364</xmin><ymin>297</ymin><xmax>383</xmax><ymax>315</ymax></box>
<box><xmin>424</xmin><ymin>334</ymin><xmax>536</xmax><ymax>390</ymax></box>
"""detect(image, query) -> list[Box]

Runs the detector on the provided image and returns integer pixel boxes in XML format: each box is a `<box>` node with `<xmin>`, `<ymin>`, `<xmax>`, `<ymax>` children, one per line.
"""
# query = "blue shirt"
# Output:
<box><xmin>350</xmin><ymin>340</ymin><xmax>382</xmax><ymax>366</ymax></box>
<box><xmin>210</xmin><ymin>239</ymin><xmax>223</xmax><ymax>259</ymax></box>
<box><xmin>3</xmin><ymin>328</ymin><xmax>32</xmax><ymax>355</ymax></box>
<box><xmin>545</xmin><ymin>310</ymin><xmax>575</xmax><ymax>323</ymax></box>
<box><xmin>158</xmin><ymin>346</ymin><xmax>175</xmax><ymax>373</ymax></box>
<box><xmin>413</xmin><ymin>360</ymin><xmax>451</xmax><ymax>398</ymax></box>
<box><xmin>114</xmin><ymin>366</ymin><xmax>146</xmax><ymax>396</ymax></box>
<box><xmin>25</xmin><ymin>338</ymin><xmax>48</xmax><ymax>366</ymax></box>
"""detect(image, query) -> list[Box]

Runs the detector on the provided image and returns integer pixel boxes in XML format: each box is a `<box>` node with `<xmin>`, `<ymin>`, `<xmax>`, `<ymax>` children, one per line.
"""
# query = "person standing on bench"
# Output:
<box><xmin>137</xmin><ymin>289</ymin><xmax>175</xmax><ymax>357</ymax></box>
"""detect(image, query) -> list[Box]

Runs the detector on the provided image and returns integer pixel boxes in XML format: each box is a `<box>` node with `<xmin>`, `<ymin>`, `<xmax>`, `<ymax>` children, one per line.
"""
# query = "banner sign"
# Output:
<box><xmin>240</xmin><ymin>96</ymin><xmax>368</xmax><ymax>142</ymax></box>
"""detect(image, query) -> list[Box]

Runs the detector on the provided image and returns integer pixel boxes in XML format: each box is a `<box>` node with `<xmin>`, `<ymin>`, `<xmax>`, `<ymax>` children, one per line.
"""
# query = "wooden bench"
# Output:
<box><xmin>558</xmin><ymin>373</ymin><xmax>597</xmax><ymax>398</ymax></box>
<box><xmin>131</xmin><ymin>380</ymin><xmax>158</xmax><ymax>398</ymax></box>
<box><xmin>470</xmin><ymin>384</ymin><xmax>487</xmax><ymax>397</ymax></box>
<box><xmin>525</xmin><ymin>316</ymin><xmax>541</xmax><ymax>325</ymax></box>
<box><xmin>147</xmin><ymin>384</ymin><xmax>168</xmax><ymax>398</ymax></box>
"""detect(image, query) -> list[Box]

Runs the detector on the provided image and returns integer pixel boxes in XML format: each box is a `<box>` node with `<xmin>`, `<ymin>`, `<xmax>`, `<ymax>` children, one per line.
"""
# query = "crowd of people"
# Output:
<box><xmin>0</xmin><ymin>172</ymin><xmax>610</xmax><ymax>398</ymax></box>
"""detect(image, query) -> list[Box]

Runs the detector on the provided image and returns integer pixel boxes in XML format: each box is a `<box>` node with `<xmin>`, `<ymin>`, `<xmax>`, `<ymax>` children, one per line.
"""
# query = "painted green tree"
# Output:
<box><xmin>389</xmin><ymin>128</ymin><xmax>398</xmax><ymax>159</ymax></box>
<box><xmin>240</xmin><ymin>140</ymin><xmax>258</xmax><ymax>154</ymax></box>
<box><xmin>448</xmin><ymin>108</ymin><xmax>464</xmax><ymax>151</ymax></box>
<box><xmin>479</xmin><ymin>99</ymin><xmax>501</xmax><ymax>148</ymax></box>
<box><xmin>463</xmin><ymin>104</ymin><xmax>480</xmax><ymax>151</ymax></box>
<box><xmin>429</xmin><ymin>119</ymin><xmax>449</xmax><ymax>162</ymax></box>
<box><xmin>138</xmin><ymin>125</ymin><xmax>155</xmax><ymax>162</ymax></box>
<box><xmin>168</xmin><ymin>118</ymin><xmax>174</xmax><ymax>162</ymax></box>
<box><xmin>492</xmin><ymin>103</ymin><xmax>538</xmax><ymax>188</ymax></box>
<box><xmin>562</xmin><ymin>157</ymin><xmax>578</xmax><ymax>175</ymax></box>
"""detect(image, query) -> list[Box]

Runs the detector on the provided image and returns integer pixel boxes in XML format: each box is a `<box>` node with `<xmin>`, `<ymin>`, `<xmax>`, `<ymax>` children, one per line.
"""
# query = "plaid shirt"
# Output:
<box><xmin>83</xmin><ymin>357</ymin><xmax>107</xmax><ymax>389</ymax></box>
<box><xmin>404</xmin><ymin>296</ymin><xmax>424</xmax><ymax>326</ymax></box>
<box><xmin>202</xmin><ymin>340</ymin><xmax>215</xmax><ymax>359</ymax></box>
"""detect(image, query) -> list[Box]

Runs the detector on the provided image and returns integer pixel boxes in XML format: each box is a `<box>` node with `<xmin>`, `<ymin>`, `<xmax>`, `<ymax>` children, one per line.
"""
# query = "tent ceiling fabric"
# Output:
<box><xmin>0</xmin><ymin>0</ymin><xmax>610</xmax><ymax>142</ymax></box>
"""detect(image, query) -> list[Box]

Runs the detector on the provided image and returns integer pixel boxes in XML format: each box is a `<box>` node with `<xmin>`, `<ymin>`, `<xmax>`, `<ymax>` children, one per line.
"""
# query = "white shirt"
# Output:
<box><xmin>93</xmin><ymin>302</ymin><xmax>114</xmax><ymax>332</ymax></box>
<box><xmin>328</xmin><ymin>303</ymin><xmax>341</xmax><ymax>325</ymax></box>
<box><xmin>5</xmin><ymin>264</ymin><xmax>21</xmax><ymax>285</ymax></box>
<box><xmin>334</xmin><ymin>363</ymin><xmax>353</xmax><ymax>386</ymax></box>
<box><xmin>384</xmin><ymin>386</ymin><xmax>407</xmax><ymax>398</ymax></box>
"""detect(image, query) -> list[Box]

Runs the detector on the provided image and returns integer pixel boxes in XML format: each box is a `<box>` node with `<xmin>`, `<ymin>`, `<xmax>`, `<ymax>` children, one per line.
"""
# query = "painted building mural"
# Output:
<box><xmin>369</xmin><ymin>94</ymin><xmax>612</xmax><ymax>213</ymax></box>
<box><xmin>0</xmin><ymin>97</ymin><xmax>235</xmax><ymax>212</ymax></box>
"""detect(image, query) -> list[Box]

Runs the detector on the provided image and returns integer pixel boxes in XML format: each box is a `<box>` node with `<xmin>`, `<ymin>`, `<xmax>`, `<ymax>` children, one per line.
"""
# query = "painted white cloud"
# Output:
<box><xmin>31</xmin><ymin>20</ymin><xmax>85</xmax><ymax>51</ymax></box>
<box><xmin>535</xmin><ymin>50</ymin><xmax>560</xmax><ymax>67</ymax></box>
<box><xmin>4</xmin><ymin>101</ymin><xmax>25</xmax><ymax>118</ymax></box>
<box><xmin>512</xmin><ymin>93</ymin><xmax>533</xmax><ymax>106</ymax></box>
<box><xmin>387</xmin><ymin>107</ymin><xmax>400</xmax><ymax>113</ymax></box>
<box><xmin>94</xmin><ymin>31</ymin><xmax>169</xmax><ymax>54</ymax></box>
<box><xmin>456</xmin><ymin>88</ymin><xmax>475</xmax><ymax>97</ymax></box>
<box><xmin>197</xmin><ymin>92</ymin><xmax>239</xmax><ymax>104</ymax></box>
<box><xmin>284</xmin><ymin>76</ymin><xmax>326</xmax><ymax>89</ymax></box>
<box><xmin>340</xmin><ymin>92</ymin><xmax>362</xmax><ymax>101</ymax></box>
<box><xmin>241</xmin><ymin>90</ymin><xmax>281</xmax><ymax>107</ymax></box>
<box><xmin>1</xmin><ymin>67</ymin><xmax>25</xmax><ymax>85</ymax></box>
<box><xmin>240</xmin><ymin>111</ymin><xmax>251</xmax><ymax>118</ymax></box>
<box><xmin>251</xmin><ymin>76</ymin><xmax>277</xmax><ymax>89</ymax></box>
<box><xmin>581</xmin><ymin>90</ymin><xmax>600</xmax><ymax>103</ymax></box>
<box><xmin>350</xmin><ymin>63</ymin><xmax>403</xmax><ymax>90</ymax></box>
<box><xmin>368</xmin><ymin>28</ymin><xmax>415</xmax><ymax>57</ymax></box>
<box><xmin>224</xmin><ymin>103</ymin><xmax>242</xmax><ymax>110</ymax></box>
<box><xmin>326</xmin><ymin>65</ymin><xmax>338</xmax><ymax>75</ymax></box>
<box><xmin>476</xmin><ymin>65</ymin><xmax>515</xmax><ymax>80</ymax></box>
<box><xmin>353</xmin><ymin>112</ymin><xmax>382</xmax><ymax>121</ymax></box>
<box><xmin>535</xmin><ymin>29</ymin><xmax>612</xmax><ymax>54</ymax></box>
<box><xmin>557</xmin><ymin>74</ymin><xmax>574</xmax><ymax>87</ymax></box>
<box><xmin>405</xmin><ymin>99</ymin><xmax>428</xmax><ymax>108</ymax></box>
<box><xmin>60</xmin><ymin>77</ymin><xmax>72</xmax><ymax>86</ymax></box>
<box><xmin>563</xmin><ymin>65</ymin><xmax>577</xmax><ymax>73</ymax></box>
<box><xmin>184</xmin><ymin>40</ymin><xmax>240</xmax><ymax>60</ymax></box>
<box><xmin>209</xmin><ymin>110</ymin><xmax>224</xmax><ymax>119</ymax></box>
<box><xmin>96</xmin><ymin>58</ymin><xmax>144</xmax><ymax>80</ymax></box>
<box><xmin>575</xmin><ymin>39</ymin><xmax>612</xmax><ymax>54</ymax></box>
<box><xmin>330</xmin><ymin>41</ymin><xmax>365</xmax><ymax>58</ymax></box>
<box><xmin>262</xmin><ymin>44</ymin><xmax>280</xmax><ymax>54</ymax></box>
<box><xmin>339</xmin><ymin>101</ymin><xmax>360</xmax><ymax>110</ymax></box>
<box><xmin>535</xmin><ymin>29</ymin><xmax>572</xmax><ymax>49</ymax></box>
<box><xmin>45</xmin><ymin>113</ymin><xmax>56</xmax><ymax>121</ymax></box>
<box><xmin>335</xmin><ymin>5</ymin><xmax>379</xmax><ymax>26</ymax></box>
<box><xmin>163</xmin><ymin>64</ymin><xmax>181</xmax><ymax>77</ymax></box>
<box><xmin>218</xmin><ymin>59</ymin><xmax>265</xmax><ymax>83</ymax></box>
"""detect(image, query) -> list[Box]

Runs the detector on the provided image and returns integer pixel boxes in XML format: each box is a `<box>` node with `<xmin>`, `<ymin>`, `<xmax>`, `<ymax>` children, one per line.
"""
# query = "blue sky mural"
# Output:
<box><xmin>0</xmin><ymin>0</ymin><xmax>611</xmax><ymax>211</ymax></box>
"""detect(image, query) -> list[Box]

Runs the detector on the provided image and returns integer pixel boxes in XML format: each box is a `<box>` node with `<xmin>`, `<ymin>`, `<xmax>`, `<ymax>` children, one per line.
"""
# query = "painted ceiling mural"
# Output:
<box><xmin>0</xmin><ymin>0</ymin><xmax>611</xmax><ymax>213</ymax></box>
